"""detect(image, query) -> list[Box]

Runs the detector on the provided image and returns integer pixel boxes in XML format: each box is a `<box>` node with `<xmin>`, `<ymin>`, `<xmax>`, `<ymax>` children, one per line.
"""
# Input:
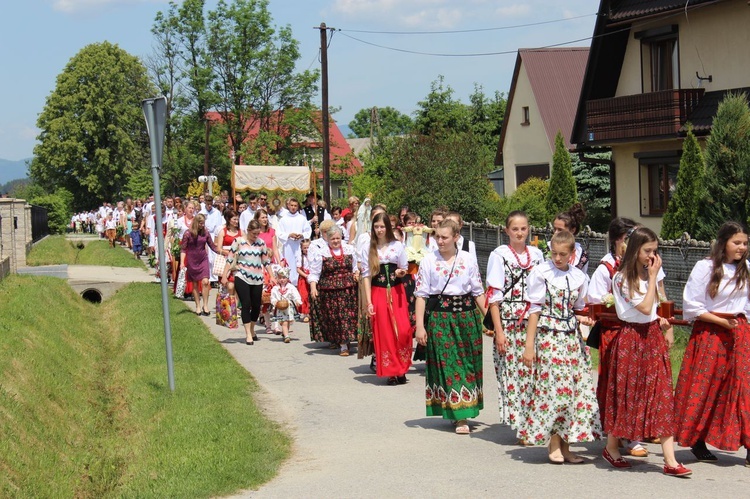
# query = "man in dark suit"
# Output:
<box><xmin>303</xmin><ymin>192</ymin><xmax>331</xmax><ymax>239</ymax></box>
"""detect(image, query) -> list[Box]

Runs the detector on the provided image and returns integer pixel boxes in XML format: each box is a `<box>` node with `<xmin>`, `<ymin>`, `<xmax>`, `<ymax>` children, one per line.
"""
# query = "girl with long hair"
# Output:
<box><xmin>603</xmin><ymin>227</ymin><xmax>692</xmax><ymax>477</ymax></box>
<box><xmin>363</xmin><ymin>212</ymin><xmax>413</xmax><ymax>385</ymax></box>
<box><xmin>551</xmin><ymin>203</ymin><xmax>589</xmax><ymax>274</ymax></box>
<box><xmin>675</xmin><ymin>221</ymin><xmax>750</xmax><ymax>466</ymax></box>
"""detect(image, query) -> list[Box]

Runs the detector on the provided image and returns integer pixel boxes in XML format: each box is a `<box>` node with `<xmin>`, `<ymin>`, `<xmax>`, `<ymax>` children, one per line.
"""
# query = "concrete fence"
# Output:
<box><xmin>0</xmin><ymin>198</ymin><xmax>40</xmax><ymax>281</ymax></box>
<box><xmin>462</xmin><ymin>222</ymin><xmax>712</xmax><ymax>311</ymax></box>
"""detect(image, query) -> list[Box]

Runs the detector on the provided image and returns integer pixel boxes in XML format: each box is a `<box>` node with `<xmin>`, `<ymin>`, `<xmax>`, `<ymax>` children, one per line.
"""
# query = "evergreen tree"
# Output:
<box><xmin>546</xmin><ymin>131</ymin><xmax>577</xmax><ymax>220</ymax></box>
<box><xmin>571</xmin><ymin>151</ymin><xmax>611</xmax><ymax>233</ymax></box>
<box><xmin>661</xmin><ymin>127</ymin><xmax>705</xmax><ymax>239</ymax></box>
<box><xmin>695</xmin><ymin>93</ymin><xmax>750</xmax><ymax>240</ymax></box>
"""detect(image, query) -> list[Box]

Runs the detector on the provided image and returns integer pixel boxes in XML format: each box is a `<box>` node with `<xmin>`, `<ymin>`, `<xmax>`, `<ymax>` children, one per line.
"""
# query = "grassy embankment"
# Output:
<box><xmin>0</xmin><ymin>273</ymin><xmax>290</xmax><ymax>497</ymax></box>
<box><xmin>27</xmin><ymin>235</ymin><xmax>146</xmax><ymax>268</ymax></box>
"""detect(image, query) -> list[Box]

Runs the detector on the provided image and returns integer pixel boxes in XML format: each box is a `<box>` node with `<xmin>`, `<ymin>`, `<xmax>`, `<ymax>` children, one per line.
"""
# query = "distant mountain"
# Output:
<box><xmin>0</xmin><ymin>157</ymin><xmax>31</xmax><ymax>185</ymax></box>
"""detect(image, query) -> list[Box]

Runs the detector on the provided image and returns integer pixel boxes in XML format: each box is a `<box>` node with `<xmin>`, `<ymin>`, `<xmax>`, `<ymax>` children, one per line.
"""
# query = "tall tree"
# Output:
<box><xmin>571</xmin><ymin>151</ymin><xmax>611</xmax><ymax>233</ymax></box>
<box><xmin>661</xmin><ymin>127</ymin><xmax>706</xmax><ymax>239</ymax></box>
<box><xmin>546</xmin><ymin>131</ymin><xmax>578</xmax><ymax>220</ymax></box>
<box><xmin>348</xmin><ymin>106</ymin><xmax>413</xmax><ymax>138</ymax></box>
<box><xmin>695</xmin><ymin>92</ymin><xmax>750</xmax><ymax>240</ymax></box>
<box><xmin>30</xmin><ymin>42</ymin><xmax>155</xmax><ymax>208</ymax></box>
<box><xmin>468</xmin><ymin>84</ymin><xmax>506</xmax><ymax>154</ymax></box>
<box><xmin>413</xmin><ymin>75</ymin><xmax>470</xmax><ymax>136</ymax></box>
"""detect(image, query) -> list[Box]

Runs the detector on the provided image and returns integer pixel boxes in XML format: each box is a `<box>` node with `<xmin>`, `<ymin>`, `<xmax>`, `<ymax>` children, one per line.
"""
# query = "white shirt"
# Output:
<box><xmin>613</xmin><ymin>272</ymin><xmax>660</xmax><ymax>323</ymax></box>
<box><xmin>485</xmin><ymin>245</ymin><xmax>545</xmax><ymax>304</ymax></box>
<box><xmin>415</xmin><ymin>250</ymin><xmax>484</xmax><ymax>298</ymax></box>
<box><xmin>239</xmin><ymin>207</ymin><xmax>256</xmax><ymax>233</ymax></box>
<box><xmin>201</xmin><ymin>207</ymin><xmax>224</xmax><ymax>238</ymax></box>
<box><xmin>308</xmin><ymin>243</ymin><xmax>358</xmax><ymax>283</ymax></box>
<box><xmin>588</xmin><ymin>253</ymin><xmax>665</xmax><ymax>303</ymax></box>
<box><xmin>682</xmin><ymin>259</ymin><xmax>750</xmax><ymax>321</ymax></box>
<box><xmin>526</xmin><ymin>260</ymin><xmax>588</xmax><ymax>315</ymax></box>
<box><xmin>360</xmin><ymin>240</ymin><xmax>408</xmax><ymax>278</ymax></box>
<box><xmin>456</xmin><ymin>235</ymin><xmax>478</xmax><ymax>267</ymax></box>
<box><xmin>271</xmin><ymin>283</ymin><xmax>303</xmax><ymax>307</ymax></box>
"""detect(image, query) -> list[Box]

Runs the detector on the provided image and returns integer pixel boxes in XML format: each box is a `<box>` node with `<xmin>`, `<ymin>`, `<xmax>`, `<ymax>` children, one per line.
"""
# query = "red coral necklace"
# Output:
<box><xmin>508</xmin><ymin>244</ymin><xmax>533</xmax><ymax>269</ymax></box>
<box><xmin>330</xmin><ymin>246</ymin><xmax>345</xmax><ymax>262</ymax></box>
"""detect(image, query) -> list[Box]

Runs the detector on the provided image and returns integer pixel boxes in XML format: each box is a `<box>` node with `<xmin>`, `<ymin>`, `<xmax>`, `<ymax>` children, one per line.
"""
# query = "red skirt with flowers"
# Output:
<box><xmin>603</xmin><ymin>320</ymin><xmax>675</xmax><ymax>440</ymax></box>
<box><xmin>595</xmin><ymin>320</ymin><xmax>621</xmax><ymax>427</ymax></box>
<box><xmin>705</xmin><ymin>317</ymin><xmax>750</xmax><ymax>449</ymax></box>
<box><xmin>371</xmin><ymin>283</ymin><xmax>413</xmax><ymax>377</ymax></box>
<box><xmin>674</xmin><ymin>319</ymin><xmax>734</xmax><ymax>448</ymax></box>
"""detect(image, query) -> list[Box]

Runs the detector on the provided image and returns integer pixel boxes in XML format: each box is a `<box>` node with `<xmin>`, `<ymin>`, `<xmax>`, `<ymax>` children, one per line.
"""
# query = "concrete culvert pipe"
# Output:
<box><xmin>81</xmin><ymin>288</ymin><xmax>103</xmax><ymax>304</ymax></box>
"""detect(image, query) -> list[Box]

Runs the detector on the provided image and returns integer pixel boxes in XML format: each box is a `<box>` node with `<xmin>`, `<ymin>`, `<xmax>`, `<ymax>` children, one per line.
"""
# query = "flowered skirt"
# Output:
<box><xmin>372</xmin><ymin>283</ymin><xmax>413</xmax><ymax>377</ymax></box>
<box><xmin>603</xmin><ymin>320</ymin><xmax>675</xmax><ymax>440</ymax></box>
<box><xmin>308</xmin><ymin>294</ymin><xmax>324</xmax><ymax>341</ymax></box>
<box><xmin>704</xmin><ymin>317</ymin><xmax>750</xmax><ymax>450</ymax></box>
<box><xmin>297</xmin><ymin>275</ymin><xmax>310</xmax><ymax>315</ymax></box>
<box><xmin>493</xmin><ymin>303</ymin><xmax>532</xmax><ymax>427</ymax></box>
<box><xmin>357</xmin><ymin>278</ymin><xmax>374</xmax><ymax>358</ymax></box>
<box><xmin>314</xmin><ymin>286</ymin><xmax>358</xmax><ymax>344</ymax></box>
<box><xmin>595</xmin><ymin>319</ymin><xmax>621</xmax><ymax>427</ymax></box>
<box><xmin>516</xmin><ymin>327</ymin><xmax>602</xmax><ymax>445</ymax></box>
<box><xmin>425</xmin><ymin>301</ymin><xmax>484</xmax><ymax>420</ymax></box>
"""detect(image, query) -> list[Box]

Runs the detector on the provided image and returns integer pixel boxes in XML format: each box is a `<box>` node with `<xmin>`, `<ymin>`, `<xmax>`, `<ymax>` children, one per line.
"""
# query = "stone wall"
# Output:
<box><xmin>0</xmin><ymin>198</ymin><xmax>34</xmax><ymax>280</ymax></box>
<box><xmin>462</xmin><ymin>222</ymin><xmax>712</xmax><ymax>311</ymax></box>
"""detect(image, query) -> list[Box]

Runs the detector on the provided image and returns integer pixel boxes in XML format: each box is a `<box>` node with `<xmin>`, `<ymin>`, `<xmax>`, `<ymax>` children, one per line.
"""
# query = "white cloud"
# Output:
<box><xmin>52</xmin><ymin>0</ymin><xmax>166</xmax><ymax>14</ymax></box>
<box><xmin>494</xmin><ymin>4</ymin><xmax>531</xmax><ymax>18</ymax></box>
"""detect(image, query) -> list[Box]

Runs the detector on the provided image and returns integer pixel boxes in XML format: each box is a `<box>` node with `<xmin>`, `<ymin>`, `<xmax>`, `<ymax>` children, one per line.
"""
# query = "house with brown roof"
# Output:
<box><xmin>495</xmin><ymin>47</ymin><xmax>590</xmax><ymax>196</ymax></box>
<box><xmin>206</xmin><ymin>110</ymin><xmax>362</xmax><ymax>201</ymax></box>
<box><xmin>571</xmin><ymin>0</ymin><xmax>750</xmax><ymax>233</ymax></box>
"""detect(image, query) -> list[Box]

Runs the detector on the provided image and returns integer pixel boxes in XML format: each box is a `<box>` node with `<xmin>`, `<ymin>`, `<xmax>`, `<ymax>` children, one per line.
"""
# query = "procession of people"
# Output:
<box><xmin>91</xmin><ymin>187</ymin><xmax>750</xmax><ymax>477</ymax></box>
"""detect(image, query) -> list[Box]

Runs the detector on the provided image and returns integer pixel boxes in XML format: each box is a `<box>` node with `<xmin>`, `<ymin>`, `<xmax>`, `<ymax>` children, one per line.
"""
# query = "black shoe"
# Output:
<box><xmin>387</xmin><ymin>377</ymin><xmax>399</xmax><ymax>385</ymax></box>
<box><xmin>370</xmin><ymin>357</ymin><xmax>377</xmax><ymax>373</ymax></box>
<box><xmin>690</xmin><ymin>440</ymin><xmax>718</xmax><ymax>462</ymax></box>
<box><xmin>397</xmin><ymin>375</ymin><xmax>407</xmax><ymax>385</ymax></box>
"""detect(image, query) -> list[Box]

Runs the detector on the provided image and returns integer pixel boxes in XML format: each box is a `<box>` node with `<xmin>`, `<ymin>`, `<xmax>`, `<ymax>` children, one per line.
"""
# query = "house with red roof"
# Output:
<box><xmin>495</xmin><ymin>47</ymin><xmax>590</xmax><ymax>196</ymax></box>
<box><xmin>571</xmin><ymin>0</ymin><xmax>750</xmax><ymax>233</ymax></box>
<box><xmin>205</xmin><ymin>110</ymin><xmax>362</xmax><ymax>201</ymax></box>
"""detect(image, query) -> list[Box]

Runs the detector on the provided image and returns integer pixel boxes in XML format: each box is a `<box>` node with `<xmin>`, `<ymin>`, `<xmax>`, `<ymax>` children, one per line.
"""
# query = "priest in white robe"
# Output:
<box><xmin>276</xmin><ymin>198</ymin><xmax>312</xmax><ymax>285</ymax></box>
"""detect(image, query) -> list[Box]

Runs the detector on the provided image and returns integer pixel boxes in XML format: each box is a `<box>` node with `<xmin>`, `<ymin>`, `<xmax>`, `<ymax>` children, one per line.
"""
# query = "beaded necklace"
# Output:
<box><xmin>330</xmin><ymin>245</ymin><xmax>345</xmax><ymax>262</ymax></box>
<box><xmin>508</xmin><ymin>244</ymin><xmax>533</xmax><ymax>269</ymax></box>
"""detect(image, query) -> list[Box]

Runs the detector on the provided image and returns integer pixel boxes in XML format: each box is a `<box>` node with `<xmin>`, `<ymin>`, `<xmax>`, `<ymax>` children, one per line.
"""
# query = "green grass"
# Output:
<box><xmin>0</xmin><ymin>275</ymin><xmax>290</xmax><ymax>497</ymax></box>
<box><xmin>28</xmin><ymin>236</ymin><xmax>146</xmax><ymax>268</ymax></box>
<box><xmin>589</xmin><ymin>325</ymin><xmax>691</xmax><ymax>385</ymax></box>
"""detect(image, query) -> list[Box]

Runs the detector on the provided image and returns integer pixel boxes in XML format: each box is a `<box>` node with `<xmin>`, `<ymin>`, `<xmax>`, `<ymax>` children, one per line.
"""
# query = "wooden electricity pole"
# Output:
<box><xmin>316</xmin><ymin>22</ymin><xmax>333</xmax><ymax>207</ymax></box>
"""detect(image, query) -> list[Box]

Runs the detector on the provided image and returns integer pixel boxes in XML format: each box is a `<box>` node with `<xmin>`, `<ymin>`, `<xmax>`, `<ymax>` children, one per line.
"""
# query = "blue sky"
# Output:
<box><xmin>0</xmin><ymin>0</ymin><xmax>599</xmax><ymax>161</ymax></box>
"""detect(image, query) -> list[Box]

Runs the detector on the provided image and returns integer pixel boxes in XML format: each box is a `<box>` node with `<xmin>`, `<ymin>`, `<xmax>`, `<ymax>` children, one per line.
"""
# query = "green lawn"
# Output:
<box><xmin>28</xmin><ymin>235</ymin><xmax>146</xmax><ymax>268</ymax></box>
<box><xmin>0</xmin><ymin>275</ymin><xmax>290</xmax><ymax>497</ymax></box>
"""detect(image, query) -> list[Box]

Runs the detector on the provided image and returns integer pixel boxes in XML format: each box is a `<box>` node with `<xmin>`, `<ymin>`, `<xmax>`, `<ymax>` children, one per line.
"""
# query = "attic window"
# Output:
<box><xmin>638</xmin><ymin>25</ymin><xmax>679</xmax><ymax>92</ymax></box>
<box><xmin>521</xmin><ymin>106</ymin><xmax>530</xmax><ymax>125</ymax></box>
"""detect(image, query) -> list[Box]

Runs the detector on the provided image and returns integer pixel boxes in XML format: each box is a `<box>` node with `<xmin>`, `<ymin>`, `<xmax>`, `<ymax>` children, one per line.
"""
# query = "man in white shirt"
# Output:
<box><xmin>200</xmin><ymin>194</ymin><xmax>225</xmax><ymax>283</ymax></box>
<box><xmin>238</xmin><ymin>192</ymin><xmax>258</xmax><ymax>232</ymax></box>
<box><xmin>164</xmin><ymin>196</ymin><xmax>177</xmax><ymax>224</ymax></box>
<box><xmin>276</xmin><ymin>198</ymin><xmax>312</xmax><ymax>285</ymax></box>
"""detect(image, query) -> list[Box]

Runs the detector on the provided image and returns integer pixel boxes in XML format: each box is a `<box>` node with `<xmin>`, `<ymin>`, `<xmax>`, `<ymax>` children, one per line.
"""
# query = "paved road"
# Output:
<box><xmin>193</xmin><ymin>290</ymin><xmax>750</xmax><ymax>499</ymax></box>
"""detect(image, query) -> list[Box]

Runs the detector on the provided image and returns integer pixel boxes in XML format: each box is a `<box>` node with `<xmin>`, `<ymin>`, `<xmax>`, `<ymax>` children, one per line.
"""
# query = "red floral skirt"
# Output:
<box><xmin>595</xmin><ymin>320</ymin><xmax>621</xmax><ymax>427</ymax></box>
<box><xmin>603</xmin><ymin>320</ymin><xmax>675</xmax><ymax>440</ymax></box>
<box><xmin>674</xmin><ymin>319</ymin><xmax>734</xmax><ymax>448</ymax></box>
<box><xmin>371</xmin><ymin>283</ymin><xmax>414</xmax><ymax>377</ymax></box>
<box><xmin>705</xmin><ymin>317</ymin><xmax>750</xmax><ymax>450</ymax></box>
<box><xmin>297</xmin><ymin>275</ymin><xmax>310</xmax><ymax>315</ymax></box>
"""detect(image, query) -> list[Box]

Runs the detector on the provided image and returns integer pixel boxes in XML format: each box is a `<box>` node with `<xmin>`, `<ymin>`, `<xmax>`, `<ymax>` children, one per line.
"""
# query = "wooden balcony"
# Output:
<box><xmin>585</xmin><ymin>89</ymin><xmax>704</xmax><ymax>144</ymax></box>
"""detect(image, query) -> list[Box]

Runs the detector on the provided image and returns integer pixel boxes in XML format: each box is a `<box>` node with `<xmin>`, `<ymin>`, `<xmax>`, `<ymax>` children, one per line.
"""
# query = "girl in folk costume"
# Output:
<box><xmin>270</xmin><ymin>267</ymin><xmax>303</xmax><ymax>344</ymax></box>
<box><xmin>675</xmin><ymin>222</ymin><xmax>750</xmax><ymax>466</ymax></box>
<box><xmin>551</xmin><ymin>203</ymin><xmax>589</xmax><ymax>275</ymax></box>
<box><xmin>307</xmin><ymin>220</ymin><xmax>337</xmax><ymax>342</ymax></box>
<box><xmin>215</xmin><ymin>209</ymin><xmax>242</xmax><ymax>299</ymax></box>
<box><xmin>363</xmin><ymin>212</ymin><xmax>413</xmax><ymax>386</ymax></box>
<box><xmin>295</xmin><ymin>239</ymin><xmax>312</xmax><ymax>322</ymax></box>
<box><xmin>415</xmin><ymin>219</ymin><xmax>487</xmax><ymax>434</ymax></box>
<box><xmin>518</xmin><ymin>230</ymin><xmax>601</xmax><ymax>462</ymax></box>
<box><xmin>586</xmin><ymin>218</ymin><xmax>650</xmax><ymax>458</ymax></box>
<box><xmin>603</xmin><ymin>227</ymin><xmax>692</xmax><ymax>477</ymax></box>
<box><xmin>486</xmin><ymin>211</ymin><xmax>544</xmax><ymax>435</ymax></box>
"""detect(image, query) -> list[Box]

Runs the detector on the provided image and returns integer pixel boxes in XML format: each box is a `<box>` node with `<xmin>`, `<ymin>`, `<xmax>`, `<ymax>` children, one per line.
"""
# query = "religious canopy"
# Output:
<box><xmin>232</xmin><ymin>165</ymin><xmax>311</xmax><ymax>192</ymax></box>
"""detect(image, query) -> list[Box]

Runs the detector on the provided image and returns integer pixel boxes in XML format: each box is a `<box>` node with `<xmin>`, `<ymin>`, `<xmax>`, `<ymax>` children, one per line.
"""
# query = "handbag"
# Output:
<box><xmin>212</xmin><ymin>253</ymin><xmax>227</xmax><ymax>277</ymax></box>
<box><xmin>175</xmin><ymin>267</ymin><xmax>187</xmax><ymax>299</ymax></box>
<box><xmin>216</xmin><ymin>285</ymin><xmax>238</xmax><ymax>329</ymax></box>
<box><xmin>483</xmin><ymin>308</ymin><xmax>495</xmax><ymax>330</ymax></box>
<box><xmin>423</xmin><ymin>253</ymin><xmax>458</xmax><ymax>325</ymax></box>
<box><xmin>585</xmin><ymin>321</ymin><xmax>602</xmax><ymax>349</ymax></box>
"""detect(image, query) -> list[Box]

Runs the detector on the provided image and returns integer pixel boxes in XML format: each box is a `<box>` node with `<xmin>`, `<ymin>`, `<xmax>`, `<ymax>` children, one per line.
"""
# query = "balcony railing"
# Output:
<box><xmin>585</xmin><ymin>88</ymin><xmax>704</xmax><ymax>143</ymax></box>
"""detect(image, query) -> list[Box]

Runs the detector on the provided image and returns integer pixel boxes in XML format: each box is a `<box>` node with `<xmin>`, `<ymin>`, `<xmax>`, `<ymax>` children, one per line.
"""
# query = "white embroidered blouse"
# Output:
<box><xmin>415</xmin><ymin>250</ymin><xmax>484</xmax><ymax>298</ymax></box>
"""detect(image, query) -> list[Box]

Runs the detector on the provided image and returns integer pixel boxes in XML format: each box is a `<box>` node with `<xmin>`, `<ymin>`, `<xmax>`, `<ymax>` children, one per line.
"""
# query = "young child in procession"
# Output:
<box><xmin>485</xmin><ymin>210</ymin><xmax>544</xmax><ymax>437</ymax></box>
<box><xmin>603</xmin><ymin>227</ymin><xmax>692</xmax><ymax>477</ymax></box>
<box><xmin>270</xmin><ymin>267</ymin><xmax>303</xmax><ymax>343</ymax></box>
<box><xmin>130</xmin><ymin>222</ymin><xmax>143</xmax><ymax>258</ymax></box>
<box><xmin>517</xmin><ymin>230</ymin><xmax>601</xmax><ymax>463</ymax></box>
<box><xmin>104</xmin><ymin>212</ymin><xmax>117</xmax><ymax>248</ymax></box>
<box><xmin>296</xmin><ymin>239</ymin><xmax>312</xmax><ymax>322</ymax></box>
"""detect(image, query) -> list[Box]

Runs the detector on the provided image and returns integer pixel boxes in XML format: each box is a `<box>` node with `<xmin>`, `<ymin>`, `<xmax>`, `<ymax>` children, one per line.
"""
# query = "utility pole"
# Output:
<box><xmin>316</xmin><ymin>22</ymin><xmax>333</xmax><ymax>208</ymax></box>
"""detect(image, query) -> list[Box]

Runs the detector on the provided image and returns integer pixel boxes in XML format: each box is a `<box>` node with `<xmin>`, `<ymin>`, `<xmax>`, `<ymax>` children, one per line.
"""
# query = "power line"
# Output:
<box><xmin>339</xmin><ymin>13</ymin><xmax>596</xmax><ymax>35</ymax></box>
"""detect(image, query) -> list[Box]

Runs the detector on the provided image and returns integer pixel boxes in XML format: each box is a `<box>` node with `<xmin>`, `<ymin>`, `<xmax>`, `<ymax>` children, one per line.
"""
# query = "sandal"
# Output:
<box><xmin>283</xmin><ymin>336</ymin><xmax>291</xmax><ymax>343</ymax></box>
<box><xmin>454</xmin><ymin>420</ymin><xmax>470</xmax><ymax>435</ymax></box>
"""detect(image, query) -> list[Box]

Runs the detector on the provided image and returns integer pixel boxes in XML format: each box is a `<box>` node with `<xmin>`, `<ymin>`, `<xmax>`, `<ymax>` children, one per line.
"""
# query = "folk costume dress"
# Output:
<box><xmin>675</xmin><ymin>259</ymin><xmax>750</xmax><ymax>450</ymax></box>
<box><xmin>415</xmin><ymin>250</ymin><xmax>485</xmax><ymax>420</ymax></box>
<box><xmin>547</xmin><ymin>241</ymin><xmax>590</xmax><ymax>275</ymax></box>
<box><xmin>606</xmin><ymin>273</ymin><xmax>675</xmax><ymax>440</ymax></box>
<box><xmin>516</xmin><ymin>260</ymin><xmax>602</xmax><ymax>446</ymax></box>
<box><xmin>271</xmin><ymin>283</ymin><xmax>303</xmax><ymax>322</ymax></box>
<box><xmin>307</xmin><ymin>237</ymin><xmax>329</xmax><ymax>342</ymax></box>
<box><xmin>295</xmin><ymin>247</ymin><xmax>311</xmax><ymax>315</ymax></box>
<box><xmin>309</xmin><ymin>243</ymin><xmax>359</xmax><ymax>345</ymax></box>
<box><xmin>485</xmin><ymin>244</ymin><xmax>544</xmax><ymax>427</ymax></box>
<box><xmin>355</xmin><ymin>233</ymin><xmax>375</xmax><ymax>357</ymax></box>
<box><xmin>362</xmin><ymin>240</ymin><xmax>414</xmax><ymax>378</ymax></box>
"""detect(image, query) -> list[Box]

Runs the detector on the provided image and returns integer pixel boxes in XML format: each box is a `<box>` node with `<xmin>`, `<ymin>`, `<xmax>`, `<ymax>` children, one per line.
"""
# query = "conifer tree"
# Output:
<box><xmin>661</xmin><ymin>127</ymin><xmax>705</xmax><ymax>239</ymax></box>
<box><xmin>546</xmin><ymin>131</ymin><xmax>577</xmax><ymax>220</ymax></box>
<box><xmin>695</xmin><ymin>93</ymin><xmax>750</xmax><ymax>240</ymax></box>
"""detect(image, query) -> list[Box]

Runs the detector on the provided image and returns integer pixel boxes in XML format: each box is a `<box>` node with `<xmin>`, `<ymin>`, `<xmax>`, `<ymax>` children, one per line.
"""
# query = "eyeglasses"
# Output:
<box><xmin>259</xmin><ymin>197</ymin><xmax>267</xmax><ymax>201</ymax></box>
